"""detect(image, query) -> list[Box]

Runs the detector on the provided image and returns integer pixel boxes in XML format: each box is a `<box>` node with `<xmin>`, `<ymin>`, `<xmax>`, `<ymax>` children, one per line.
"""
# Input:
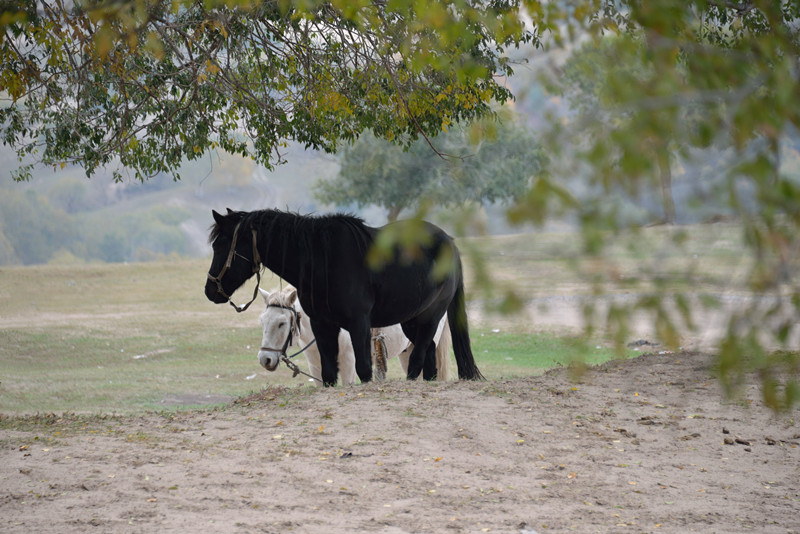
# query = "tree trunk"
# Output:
<box><xmin>387</xmin><ymin>205</ymin><xmax>403</xmax><ymax>222</ymax></box>
<box><xmin>657</xmin><ymin>147</ymin><xmax>676</xmax><ymax>225</ymax></box>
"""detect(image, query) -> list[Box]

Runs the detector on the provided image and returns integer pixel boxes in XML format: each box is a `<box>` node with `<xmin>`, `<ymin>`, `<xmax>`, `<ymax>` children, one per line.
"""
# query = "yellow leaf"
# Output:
<box><xmin>317</xmin><ymin>425</ymin><xmax>325</xmax><ymax>432</ymax></box>
<box><xmin>94</xmin><ymin>25</ymin><xmax>114</xmax><ymax>58</ymax></box>
<box><xmin>145</xmin><ymin>31</ymin><xmax>164</xmax><ymax>60</ymax></box>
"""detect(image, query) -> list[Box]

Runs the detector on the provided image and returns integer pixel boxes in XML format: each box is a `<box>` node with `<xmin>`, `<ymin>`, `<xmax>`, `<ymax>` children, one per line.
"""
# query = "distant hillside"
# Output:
<box><xmin>0</xmin><ymin>144</ymin><xmax>340</xmax><ymax>265</ymax></box>
<box><xmin>1</xmin><ymin>138</ymin><xmax>543</xmax><ymax>266</ymax></box>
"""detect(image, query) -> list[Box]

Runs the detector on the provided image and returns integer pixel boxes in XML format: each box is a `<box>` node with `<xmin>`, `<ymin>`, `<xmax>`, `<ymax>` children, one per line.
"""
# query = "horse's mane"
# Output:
<box><xmin>248</xmin><ymin>209</ymin><xmax>367</xmax><ymax>231</ymax></box>
<box><xmin>246</xmin><ymin>209</ymin><xmax>372</xmax><ymax>256</ymax></box>
<box><xmin>208</xmin><ymin>220</ymin><xmax>222</xmax><ymax>244</ymax></box>
<box><xmin>209</xmin><ymin>209</ymin><xmax>370</xmax><ymax>245</ymax></box>
<box><xmin>266</xmin><ymin>286</ymin><xmax>297</xmax><ymax>308</ymax></box>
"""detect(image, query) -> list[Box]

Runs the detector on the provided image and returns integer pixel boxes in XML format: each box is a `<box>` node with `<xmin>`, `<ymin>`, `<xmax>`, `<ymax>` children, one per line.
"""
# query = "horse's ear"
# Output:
<box><xmin>212</xmin><ymin>209</ymin><xmax>225</xmax><ymax>224</ymax></box>
<box><xmin>226</xmin><ymin>207</ymin><xmax>235</xmax><ymax>215</ymax></box>
<box><xmin>259</xmin><ymin>287</ymin><xmax>270</xmax><ymax>305</ymax></box>
<box><xmin>286</xmin><ymin>287</ymin><xmax>297</xmax><ymax>304</ymax></box>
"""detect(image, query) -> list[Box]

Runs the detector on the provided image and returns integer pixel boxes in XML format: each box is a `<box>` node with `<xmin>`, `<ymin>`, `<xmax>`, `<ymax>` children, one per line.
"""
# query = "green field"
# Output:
<box><xmin>0</xmin><ymin>223</ymin><xmax>748</xmax><ymax>415</ymax></box>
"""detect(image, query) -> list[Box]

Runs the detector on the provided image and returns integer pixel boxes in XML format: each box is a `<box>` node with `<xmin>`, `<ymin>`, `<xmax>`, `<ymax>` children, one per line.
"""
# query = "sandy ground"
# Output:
<box><xmin>2</xmin><ymin>350</ymin><xmax>799</xmax><ymax>533</ymax></box>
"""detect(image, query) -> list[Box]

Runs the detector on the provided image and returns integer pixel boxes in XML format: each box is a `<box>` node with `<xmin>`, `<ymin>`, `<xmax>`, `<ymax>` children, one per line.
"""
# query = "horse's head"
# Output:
<box><xmin>205</xmin><ymin>209</ymin><xmax>260</xmax><ymax>305</ymax></box>
<box><xmin>257</xmin><ymin>286</ymin><xmax>301</xmax><ymax>371</ymax></box>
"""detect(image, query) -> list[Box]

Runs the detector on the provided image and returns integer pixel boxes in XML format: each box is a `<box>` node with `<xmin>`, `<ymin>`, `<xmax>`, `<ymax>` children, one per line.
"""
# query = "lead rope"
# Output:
<box><xmin>280</xmin><ymin>338</ymin><xmax>319</xmax><ymax>382</ymax></box>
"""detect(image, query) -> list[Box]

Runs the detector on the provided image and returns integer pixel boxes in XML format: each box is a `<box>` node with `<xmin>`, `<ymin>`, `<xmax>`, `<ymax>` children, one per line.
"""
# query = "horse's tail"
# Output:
<box><xmin>435</xmin><ymin>316</ymin><xmax>451</xmax><ymax>381</ymax></box>
<box><xmin>447</xmin><ymin>275</ymin><xmax>485</xmax><ymax>381</ymax></box>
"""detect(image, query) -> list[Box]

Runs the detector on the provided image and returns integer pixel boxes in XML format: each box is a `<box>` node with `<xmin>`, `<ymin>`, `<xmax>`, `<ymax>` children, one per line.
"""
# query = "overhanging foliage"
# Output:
<box><xmin>1</xmin><ymin>0</ymin><xmax>533</xmax><ymax>180</ymax></box>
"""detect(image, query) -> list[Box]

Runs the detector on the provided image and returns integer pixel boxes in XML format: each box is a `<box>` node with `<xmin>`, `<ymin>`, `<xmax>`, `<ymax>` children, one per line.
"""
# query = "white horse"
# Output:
<box><xmin>257</xmin><ymin>286</ymin><xmax>450</xmax><ymax>385</ymax></box>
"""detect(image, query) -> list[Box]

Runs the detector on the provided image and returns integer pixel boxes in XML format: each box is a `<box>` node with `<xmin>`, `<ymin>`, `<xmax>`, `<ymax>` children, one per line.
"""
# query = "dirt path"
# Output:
<box><xmin>2</xmin><ymin>351</ymin><xmax>799</xmax><ymax>533</ymax></box>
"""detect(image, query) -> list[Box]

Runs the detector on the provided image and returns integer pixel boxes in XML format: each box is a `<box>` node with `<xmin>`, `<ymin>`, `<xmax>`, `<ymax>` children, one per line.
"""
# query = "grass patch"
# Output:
<box><xmin>0</xmin><ymin>322</ymin><xmax>634</xmax><ymax>414</ymax></box>
<box><xmin>470</xmin><ymin>329</ymin><xmax>637</xmax><ymax>378</ymax></box>
<box><xmin>1</xmin><ymin>223</ymin><xmax>746</xmax><ymax>415</ymax></box>
<box><xmin>1</xmin><ymin>324</ymin><xmax>269</xmax><ymax>414</ymax></box>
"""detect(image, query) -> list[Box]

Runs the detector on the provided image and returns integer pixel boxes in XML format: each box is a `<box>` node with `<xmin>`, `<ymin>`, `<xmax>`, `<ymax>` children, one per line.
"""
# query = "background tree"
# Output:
<box><xmin>509</xmin><ymin>1</ymin><xmax>800</xmax><ymax>409</ymax></box>
<box><xmin>0</xmin><ymin>189</ymin><xmax>75</xmax><ymax>264</ymax></box>
<box><xmin>315</xmin><ymin>131</ymin><xmax>439</xmax><ymax>222</ymax></box>
<box><xmin>554</xmin><ymin>35</ymin><xmax>680</xmax><ymax>224</ymax></box>
<box><xmin>48</xmin><ymin>177</ymin><xmax>90</xmax><ymax>214</ymax></box>
<box><xmin>314</xmin><ymin>113</ymin><xmax>544</xmax><ymax>221</ymax></box>
<box><xmin>0</xmin><ymin>0</ymin><xmax>533</xmax><ymax>181</ymax></box>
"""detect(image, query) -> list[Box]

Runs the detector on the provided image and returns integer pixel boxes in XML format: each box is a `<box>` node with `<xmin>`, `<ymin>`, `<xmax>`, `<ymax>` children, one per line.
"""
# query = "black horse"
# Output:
<box><xmin>205</xmin><ymin>208</ymin><xmax>484</xmax><ymax>386</ymax></box>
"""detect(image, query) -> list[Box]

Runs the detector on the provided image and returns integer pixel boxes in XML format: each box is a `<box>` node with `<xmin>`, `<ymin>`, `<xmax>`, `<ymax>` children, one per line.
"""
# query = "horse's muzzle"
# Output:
<box><xmin>258</xmin><ymin>350</ymin><xmax>280</xmax><ymax>372</ymax></box>
<box><xmin>205</xmin><ymin>281</ymin><xmax>229</xmax><ymax>304</ymax></box>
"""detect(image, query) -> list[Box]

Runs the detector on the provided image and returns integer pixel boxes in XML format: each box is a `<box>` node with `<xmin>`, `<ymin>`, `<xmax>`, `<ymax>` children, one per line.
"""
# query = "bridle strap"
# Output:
<box><xmin>212</xmin><ymin>221</ymin><xmax>243</xmax><ymax>289</ymax></box>
<box><xmin>259</xmin><ymin>303</ymin><xmax>301</xmax><ymax>354</ymax></box>
<box><xmin>258</xmin><ymin>301</ymin><xmax>320</xmax><ymax>382</ymax></box>
<box><xmin>267</xmin><ymin>303</ymin><xmax>301</xmax><ymax>336</ymax></box>
<box><xmin>207</xmin><ymin>223</ymin><xmax>263</xmax><ymax>313</ymax></box>
<box><xmin>259</xmin><ymin>328</ymin><xmax>293</xmax><ymax>355</ymax></box>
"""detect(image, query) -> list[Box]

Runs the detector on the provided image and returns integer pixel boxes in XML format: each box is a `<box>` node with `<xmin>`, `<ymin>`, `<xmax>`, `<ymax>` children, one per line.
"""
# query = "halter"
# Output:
<box><xmin>260</xmin><ymin>303</ymin><xmax>320</xmax><ymax>382</ymax></box>
<box><xmin>207</xmin><ymin>221</ymin><xmax>263</xmax><ymax>313</ymax></box>
<box><xmin>259</xmin><ymin>303</ymin><xmax>302</xmax><ymax>355</ymax></box>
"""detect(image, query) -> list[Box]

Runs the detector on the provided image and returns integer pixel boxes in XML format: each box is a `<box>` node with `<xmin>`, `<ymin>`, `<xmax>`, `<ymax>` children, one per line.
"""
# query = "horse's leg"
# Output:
<box><xmin>433</xmin><ymin>316</ymin><xmax>451</xmax><ymax>381</ymax></box>
<box><xmin>310</xmin><ymin>318</ymin><xmax>341</xmax><ymax>387</ymax></box>
<box><xmin>398</xmin><ymin>344</ymin><xmax>412</xmax><ymax>376</ymax></box>
<box><xmin>337</xmin><ymin>331</ymin><xmax>357</xmax><ymax>386</ymax></box>
<box><xmin>349</xmin><ymin>317</ymin><xmax>373</xmax><ymax>383</ymax></box>
<box><xmin>304</xmin><ymin>345</ymin><xmax>323</xmax><ymax>387</ymax></box>
<box><xmin>401</xmin><ymin>320</ymin><xmax>439</xmax><ymax>380</ymax></box>
<box><xmin>422</xmin><ymin>342</ymin><xmax>437</xmax><ymax>381</ymax></box>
